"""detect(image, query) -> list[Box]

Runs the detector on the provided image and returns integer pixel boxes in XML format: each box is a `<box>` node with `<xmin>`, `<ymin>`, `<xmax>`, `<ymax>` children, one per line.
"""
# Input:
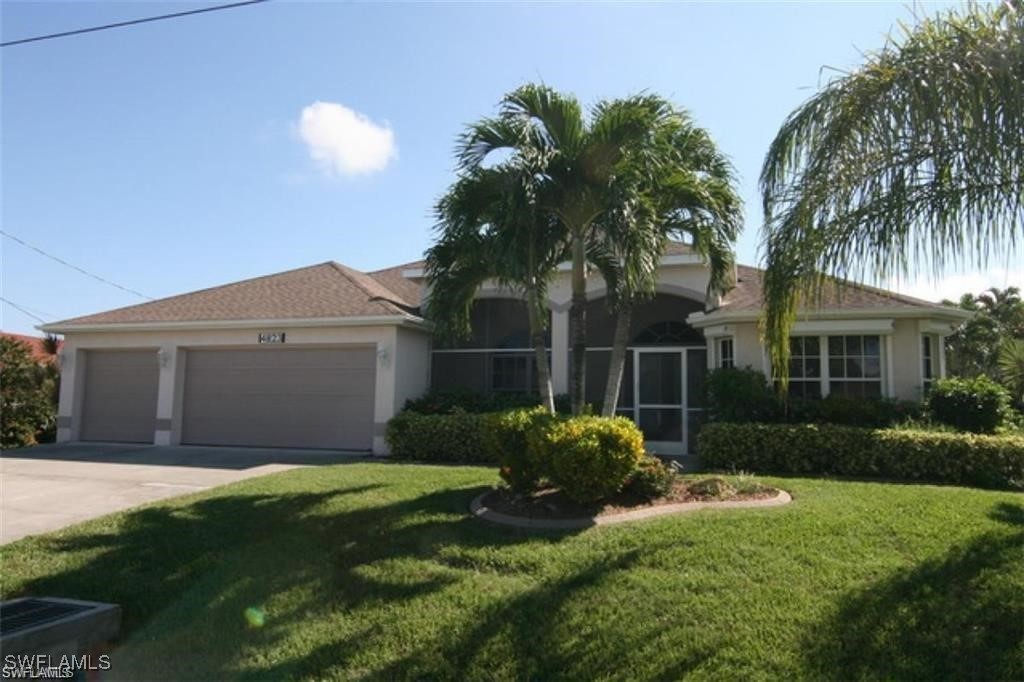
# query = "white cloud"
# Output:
<box><xmin>297</xmin><ymin>101</ymin><xmax>396</xmax><ymax>177</ymax></box>
<box><xmin>888</xmin><ymin>266</ymin><xmax>1024</xmax><ymax>302</ymax></box>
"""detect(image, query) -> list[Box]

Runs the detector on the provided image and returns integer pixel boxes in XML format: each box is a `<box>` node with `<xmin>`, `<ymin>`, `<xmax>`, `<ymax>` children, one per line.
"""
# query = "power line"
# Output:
<box><xmin>1</xmin><ymin>230</ymin><xmax>153</xmax><ymax>300</ymax></box>
<box><xmin>1</xmin><ymin>297</ymin><xmax>47</xmax><ymax>324</ymax></box>
<box><xmin>1</xmin><ymin>0</ymin><xmax>271</xmax><ymax>48</ymax></box>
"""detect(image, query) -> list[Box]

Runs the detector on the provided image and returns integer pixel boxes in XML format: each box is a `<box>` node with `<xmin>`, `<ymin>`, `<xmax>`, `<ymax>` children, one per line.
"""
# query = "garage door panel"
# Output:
<box><xmin>184</xmin><ymin>369</ymin><xmax>374</xmax><ymax>397</ymax></box>
<box><xmin>80</xmin><ymin>350</ymin><xmax>159</xmax><ymax>443</ymax></box>
<box><xmin>182</xmin><ymin>347</ymin><xmax>375</xmax><ymax>450</ymax></box>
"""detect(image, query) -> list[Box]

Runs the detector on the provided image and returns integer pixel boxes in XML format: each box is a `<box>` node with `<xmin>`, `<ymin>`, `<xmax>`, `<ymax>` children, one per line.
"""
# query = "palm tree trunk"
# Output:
<box><xmin>569</xmin><ymin>234</ymin><xmax>587</xmax><ymax>415</ymax></box>
<box><xmin>527</xmin><ymin>288</ymin><xmax>556</xmax><ymax>414</ymax></box>
<box><xmin>601</xmin><ymin>305</ymin><xmax>632</xmax><ymax>417</ymax></box>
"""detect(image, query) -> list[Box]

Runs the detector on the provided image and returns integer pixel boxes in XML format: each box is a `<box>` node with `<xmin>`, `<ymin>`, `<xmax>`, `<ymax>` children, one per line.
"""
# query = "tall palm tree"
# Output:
<box><xmin>426</xmin><ymin>158</ymin><xmax>566</xmax><ymax>413</ymax></box>
<box><xmin>759</xmin><ymin>2</ymin><xmax>1024</xmax><ymax>387</ymax></box>
<box><xmin>458</xmin><ymin>84</ymin><xmax>676</xmax><ymax>413</ymax></box>
<box><xmin>596</xmin><ymin>112</ymin><xmax>742</xmax><ymax>416</ymax></box>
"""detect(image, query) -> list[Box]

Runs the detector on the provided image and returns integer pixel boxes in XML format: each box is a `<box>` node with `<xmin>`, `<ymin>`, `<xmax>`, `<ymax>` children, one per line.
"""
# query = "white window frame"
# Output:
<box><xmin>717</xmin><ymin>337</ymin><xmax>734</xmax><ymax>369</ymax></box>
<box><xmin>784</xmin><ymin>333</ymin><xmax>890</xmax><ymax>399</ymax></box>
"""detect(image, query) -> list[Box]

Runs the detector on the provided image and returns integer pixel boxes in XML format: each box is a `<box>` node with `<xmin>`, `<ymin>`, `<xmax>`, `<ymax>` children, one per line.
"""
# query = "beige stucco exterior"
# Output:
<box><xmin>53</xmin><ymin>320</ymin><xmax>430</xmax><ymax>454</ymax></box>
<box><xmin>692</xmin><ymin>311</ymin><xmax>965</xmax><ymax>400</ymax></box>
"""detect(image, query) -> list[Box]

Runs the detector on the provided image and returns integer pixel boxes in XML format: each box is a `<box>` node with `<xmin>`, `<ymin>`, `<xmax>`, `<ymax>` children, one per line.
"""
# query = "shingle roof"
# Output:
<box><xmin>46</xmin><ymin>243</ymin><xmax>958</xmax><ymax>330</ymax></box>
<box><xmin>716</xmin><ymin>265</ymin><xmax>957</xmax><ymax>313</ymax></box>
<box><xmin>368</xmin><ymin>260</ymin><xmax>424</xmax><ymax>308</ymax></box>
<box><xmin>48</xmin><ymin>262</ymin><xmax>419</xmax><ymax>327</ymax></box>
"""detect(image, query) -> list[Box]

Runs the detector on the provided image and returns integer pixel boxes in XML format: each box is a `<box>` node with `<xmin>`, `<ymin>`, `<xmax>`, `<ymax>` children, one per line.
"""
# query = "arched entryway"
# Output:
<box><xmin>581</xmin><ymin>293</ymin><xmax>707</xmax><ymax>454</ymax></box>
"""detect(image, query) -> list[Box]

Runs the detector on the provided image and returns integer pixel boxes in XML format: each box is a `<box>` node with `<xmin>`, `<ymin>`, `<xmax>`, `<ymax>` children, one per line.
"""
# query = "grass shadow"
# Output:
<box><xmin>802</xmin><ymin>501</ymin><xmax>1024</xmax><ymax>680</ymax></box>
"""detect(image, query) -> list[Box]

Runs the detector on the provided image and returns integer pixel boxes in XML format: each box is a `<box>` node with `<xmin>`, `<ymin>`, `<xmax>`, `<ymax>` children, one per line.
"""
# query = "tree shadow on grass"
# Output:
<box><xmin>802</xmin><ymin>501</ymin><xmax>1024</xmax><ymax>681</ymax></box>
<box><xmin>3</xmin><ymin>476</ymin><xmax>571</xmax><ymax>679</ymax></box>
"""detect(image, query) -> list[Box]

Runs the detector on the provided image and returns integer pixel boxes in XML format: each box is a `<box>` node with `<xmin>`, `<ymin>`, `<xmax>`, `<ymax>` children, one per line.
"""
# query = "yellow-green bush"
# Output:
<box><xmin>698</xmin><ymin>422</ymin><xmax>1024</xmax><ymax>490</ymax></box>
<box><xmin>486</xmin><ymin>407</ymin><xmax>559</xmax><ymax>492</ymax></box>
<box><xmin>529</xmin><ymin>416</ymin><xmax>647</xmax><ymax>502</ymax></box>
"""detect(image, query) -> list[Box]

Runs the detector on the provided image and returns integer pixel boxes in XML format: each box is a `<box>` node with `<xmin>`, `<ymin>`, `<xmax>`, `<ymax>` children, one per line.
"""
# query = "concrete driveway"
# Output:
<box><xmin>1</xmin><ymin>442</ymin><xmax>367</xmax><ymax>544</ymax></box>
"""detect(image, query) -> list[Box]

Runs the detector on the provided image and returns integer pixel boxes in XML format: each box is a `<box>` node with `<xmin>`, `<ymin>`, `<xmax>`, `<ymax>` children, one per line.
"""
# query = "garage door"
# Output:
<box><xmin>181</xmin><ymin>347</ymin><xmax>376</xmax><ymax>450</ymax></box>
<box><xmin>80</xmin><ymin>349</ymin><xmax>160</xmax><ymax>443</ymax></box>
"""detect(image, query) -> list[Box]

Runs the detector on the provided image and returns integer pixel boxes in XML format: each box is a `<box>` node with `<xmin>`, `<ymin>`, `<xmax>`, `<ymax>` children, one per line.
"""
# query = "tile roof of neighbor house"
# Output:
<box><xmin>1</xmin><ymin>332</ymin><xmax>60</xmax><ymax>363</ymax></box>
<box><xmin>45</xmin><ymin>241</ymin><xmax>957</xmax><ymax>329</ymax></box>
<box><xmin>48</xmin><ymin>262</ymin><xmax>420</xmax><ymax>327</ymax></box>
<box><xmin>716</xmin><ymin>265</ymin><xmax>956</xmax><ymax>313</ymax></box>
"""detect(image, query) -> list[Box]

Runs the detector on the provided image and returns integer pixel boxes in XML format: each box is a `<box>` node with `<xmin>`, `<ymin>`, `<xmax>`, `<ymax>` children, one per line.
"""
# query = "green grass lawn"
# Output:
<box><xmin>2</xmin><ymin>463</ymin><xmax>1022</xmax><ymax>681</ymax></box>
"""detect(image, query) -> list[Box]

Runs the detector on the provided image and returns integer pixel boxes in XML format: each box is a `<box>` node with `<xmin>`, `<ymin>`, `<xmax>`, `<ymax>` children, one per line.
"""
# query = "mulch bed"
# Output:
<box><xmin>481</xmin><ymin>479</ymin><xmax>780</xmax><ymax>521</ymax></box>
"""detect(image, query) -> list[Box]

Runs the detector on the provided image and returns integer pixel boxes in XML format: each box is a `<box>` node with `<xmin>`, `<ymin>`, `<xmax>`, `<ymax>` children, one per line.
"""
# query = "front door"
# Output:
<box><xmin>632</xmin><ymin>347</ymin><xmax>706</xmax><ymax>454</ymax></box>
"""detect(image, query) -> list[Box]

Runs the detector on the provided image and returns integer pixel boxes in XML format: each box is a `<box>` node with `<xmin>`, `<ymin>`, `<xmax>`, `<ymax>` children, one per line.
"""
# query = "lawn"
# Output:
<box><xmin>2</xmin><ymin>462</ymin><xmax>1022</xmax><ymax>681</ymax></box>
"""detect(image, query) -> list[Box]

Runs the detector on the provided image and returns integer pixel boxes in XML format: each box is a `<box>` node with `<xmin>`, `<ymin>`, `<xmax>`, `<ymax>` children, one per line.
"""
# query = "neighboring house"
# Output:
<box><xmin>1</xmin><ymin>332</ymin><xmax>61</xmax><ymax>364</ymax></box>
<box><xmin>41</xmin><ymin>243</ymin><xmax>969</xmax><ymax>454</ymax></box>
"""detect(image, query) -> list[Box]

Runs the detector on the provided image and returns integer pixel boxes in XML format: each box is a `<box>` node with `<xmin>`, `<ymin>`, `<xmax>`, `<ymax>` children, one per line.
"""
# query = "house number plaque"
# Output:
<box><xmin>258</xmin><ymin>332</ymin><xmax>286</xmax><ymax>344</ymax></box>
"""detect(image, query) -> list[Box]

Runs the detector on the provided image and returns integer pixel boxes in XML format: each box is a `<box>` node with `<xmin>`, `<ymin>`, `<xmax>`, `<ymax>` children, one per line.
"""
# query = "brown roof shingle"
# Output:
<box><xmin>49</xmin><ymin>262</ymin><xmax>418</xmax><ymax>327</ymax></box>
<box><xmin>368</xmin><ymin>260</ymin><xmax>424</xmax><ymax>308</ymax></box>
<box><xmin>48</xmin><ymin>244</ymin><xmax>958</xmax><ymax>330</ymax></box>
<box><xmin>717</xmin><ymin>265</ymin><xmax>957</xmax><ymax>313</ymax></box>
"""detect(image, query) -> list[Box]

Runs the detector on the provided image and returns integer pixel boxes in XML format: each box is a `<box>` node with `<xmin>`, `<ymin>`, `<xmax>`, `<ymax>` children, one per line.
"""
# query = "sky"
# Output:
<box><xmin>2</xmin><ymin>0</ymin><xmax>1021</xmax><ymax>336</ymax></box>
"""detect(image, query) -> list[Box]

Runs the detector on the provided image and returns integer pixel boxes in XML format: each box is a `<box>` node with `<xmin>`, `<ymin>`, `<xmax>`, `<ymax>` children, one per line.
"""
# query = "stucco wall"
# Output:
<box><xmin>708</xmin><ymin>315</ymin><xmax>956</xmax><ymax>401</ymax></box>
<box><xmin>56</xmin><ymin>323</ymin><xmax>430</xmax><ymax>454</ymax></box>
<box><xmin>392</xmin><ymin>326</ymin><xmax>431</xmax><ymax>417</ymax></box>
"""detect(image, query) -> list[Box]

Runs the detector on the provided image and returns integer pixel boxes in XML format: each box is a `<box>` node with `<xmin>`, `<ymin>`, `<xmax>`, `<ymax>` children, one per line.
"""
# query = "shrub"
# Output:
<box><xmin>688</xmin><ymin>477</ymin><xmax>735</xmax><ymax>499</ymax></box>
<box><xmin>487</xmin><ymin>407</ymin><xmax>560</xmax><ymax>492</ymax></box>
<box><xmin>698</xmin><ymin>422</ymin><xmax>1024</xmax><ymax>490</ymax></box>
<box><xmin>927</xmin><ymin>376</ymin><xmax>1014</xmax><ymax>433</ymax></box>
<box><xmin>624</xmin><ymin>456</ymin><xmax>676</xmax><ymax>500</ymax></box>
<box><xmin>529</xmin><ymin>416</ymin><xmax>647</xmax><ymax>502</ymax></box>
<box><xmin>705</xmin><ymin>367</ymin><xmax>921</xmax><ymax>428</ymax></box>
<box><xmin>705</xmin><ymin>367</ymin><xmax>781</xmax><ymax>423</ymax></box>
<box><xmin>1</xmin><ymin>337</ymin><xmax>56</xmax><ymax>449</ymax></box>
<box><xmin>403</xmin><ymin>388</ymin><xmax>571</xmax><ymax>415</ymax></box>
<box><xmin>804</xmin><ymin>394</ymin><xmax>924</xmax><ymax>428</ymax></box>
<box><xmin>385</xmin><ymin>410</ymin><xmax>495</xmax><ymax>463</ymax></box>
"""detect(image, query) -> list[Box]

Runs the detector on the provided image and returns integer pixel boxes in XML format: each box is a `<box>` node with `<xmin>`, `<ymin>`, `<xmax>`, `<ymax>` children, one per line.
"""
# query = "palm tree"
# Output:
<box><xmin>426</xmin><ymin>158</ymin><xmax>566</xmax><ymax>413</ymax></box>
<box><xmin>759</xmin><ymin>2</ymin><xmax>1024</xmax><ymax>387</ymax></box>
<box><xmin>998</xmin><ymin>337</ymin><xmax>1024</xmax><ymax>406</ymax></box>
<box><xmin>458</xmin><ymin>84</ymin><xmax>678</xmax><ymax>414</ymax></box>
<box><xmin>596</xmin><ymin>111</ymin><xmax>742</xmax><ymax>416</ymax></box>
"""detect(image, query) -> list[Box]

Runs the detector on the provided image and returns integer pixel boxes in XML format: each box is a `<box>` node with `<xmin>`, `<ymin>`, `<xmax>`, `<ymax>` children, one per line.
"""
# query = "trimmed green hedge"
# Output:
<box><xmin>385</xmin><ymin>411</ymin><xmax>496</xmax><ymax>463</ymax></box>
<box><xmin>698</xmin><ymin>422</ymin><xmax>1024</xmax><ymax>490</ymax></box>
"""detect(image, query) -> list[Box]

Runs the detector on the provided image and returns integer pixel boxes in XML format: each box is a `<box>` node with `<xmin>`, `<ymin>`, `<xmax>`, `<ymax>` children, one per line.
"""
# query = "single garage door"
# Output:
<box><xmin>181</xmin><ymin>347</ymin><xmax>376</xmax><ymax>450</ymax></box>
<box><xmin>80</xmin><ymin>349</ymin><xmax>160</xmax><ymax>443</ymax></box>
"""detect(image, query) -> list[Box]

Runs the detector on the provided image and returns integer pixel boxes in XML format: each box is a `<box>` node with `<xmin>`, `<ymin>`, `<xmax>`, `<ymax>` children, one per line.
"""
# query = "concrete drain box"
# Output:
<box><xmin>1</xmin><ymin>597</ymin><xmax>121</xmax><ymax>679</ymax></box>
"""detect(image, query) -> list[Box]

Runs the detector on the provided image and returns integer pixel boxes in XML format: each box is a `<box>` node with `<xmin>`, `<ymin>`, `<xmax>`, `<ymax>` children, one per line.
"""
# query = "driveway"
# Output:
<box><xmin>0</xmin><ymin>442</ymin><xmax>367</xmax><ymax>544</ymax></box>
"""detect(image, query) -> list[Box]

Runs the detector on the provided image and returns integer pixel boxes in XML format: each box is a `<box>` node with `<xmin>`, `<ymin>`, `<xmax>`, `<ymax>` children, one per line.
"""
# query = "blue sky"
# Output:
<box><xmin>2</xmin><ymin>0</ymin><xmax>1019</xmax><ymax>335</ymax></box>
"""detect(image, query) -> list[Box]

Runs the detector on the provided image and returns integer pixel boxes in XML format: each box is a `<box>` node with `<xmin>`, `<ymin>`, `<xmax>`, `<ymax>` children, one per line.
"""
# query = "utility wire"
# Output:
<box><xmin>1</xmin><ymin>0</ymin><xmax>270</xmax><ymax>48</ymax></box>
<box><xmin>1</xmin><ymin>297</ymin><xmax>47</xmax><ymax>324</ymax></box>
<box><xmin>1</xmin><ymin>230</ymin><xmax>153</xmax><ymax>300</ymax></box>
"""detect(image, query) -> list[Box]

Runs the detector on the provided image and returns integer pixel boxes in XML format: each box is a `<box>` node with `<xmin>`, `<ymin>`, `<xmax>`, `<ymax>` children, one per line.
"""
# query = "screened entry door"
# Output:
<box><xmin>633</xmin><ymin>347</ymin><xmax>706</xmax><ymax>454</ymax></box>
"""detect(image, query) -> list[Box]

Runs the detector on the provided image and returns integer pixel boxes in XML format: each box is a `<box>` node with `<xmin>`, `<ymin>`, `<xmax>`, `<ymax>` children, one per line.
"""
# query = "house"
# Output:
<box><xmin>1</xmin><ymin>332</ymin><xmax>61</xmax><ymax>365</ymax></box>
<box><xmin>40</xmin><ymin>243</ymin><xmax>970</xmax><ymax>454</ymax></box>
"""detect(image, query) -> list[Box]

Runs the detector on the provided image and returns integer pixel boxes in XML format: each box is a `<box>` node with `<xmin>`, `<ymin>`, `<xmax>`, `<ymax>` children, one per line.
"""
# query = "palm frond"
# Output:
<box><xmin>760</xmin><ymin>2</ymin><xmax>1024</xmax><ymax>388</ymax></box>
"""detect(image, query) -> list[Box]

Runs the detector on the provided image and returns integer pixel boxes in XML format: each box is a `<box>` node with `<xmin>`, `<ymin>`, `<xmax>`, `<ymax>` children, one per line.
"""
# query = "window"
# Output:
<box><xmin>718</xmin><ymin>338</ymin><xmax>734</xmax><ymax>369</ymax></box>
<box><xmin>827</xmin><ymin>335</ymin><xmax>882</xmax><ymax>397</ymax></box>
<box><xmin>922</xmin><ymin>335</ymin><xmax>935</xmax><ymax>394</ymax></box>
<box><xmin>490</xmin><ymin>354</ymin><xmax>533</xmax><ymax>392</ymax></box>
<box><xmin>632</xmin><ymin>320</ymin><xmax>703</xmax><ymax>345</ymax></box>
<box><xmin>787</xmin><ymin>336</ymin><xmax>823</xmax><ymax>399</ymax></box>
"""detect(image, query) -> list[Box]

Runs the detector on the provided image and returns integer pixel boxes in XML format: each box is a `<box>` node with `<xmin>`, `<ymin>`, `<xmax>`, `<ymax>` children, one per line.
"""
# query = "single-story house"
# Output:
<box><xmin>41</xmin><ymin>243</ymin><xmax>970</xmax><ymax>454</ymax></box>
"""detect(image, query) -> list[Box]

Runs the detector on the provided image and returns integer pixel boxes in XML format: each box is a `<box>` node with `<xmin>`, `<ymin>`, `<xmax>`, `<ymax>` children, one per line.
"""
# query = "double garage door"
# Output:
<box><xmin>80</xmin><ymin>346</ymin><xmax>375</xmax><ymax>450</ymax></box>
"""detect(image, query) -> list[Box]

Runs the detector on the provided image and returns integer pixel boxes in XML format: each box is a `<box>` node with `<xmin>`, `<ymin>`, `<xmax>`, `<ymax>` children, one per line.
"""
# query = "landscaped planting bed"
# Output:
<box><xmin>478</xmin><ymin>474</ymin><xmax>780</xmax><ymax>521</ymax></box>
